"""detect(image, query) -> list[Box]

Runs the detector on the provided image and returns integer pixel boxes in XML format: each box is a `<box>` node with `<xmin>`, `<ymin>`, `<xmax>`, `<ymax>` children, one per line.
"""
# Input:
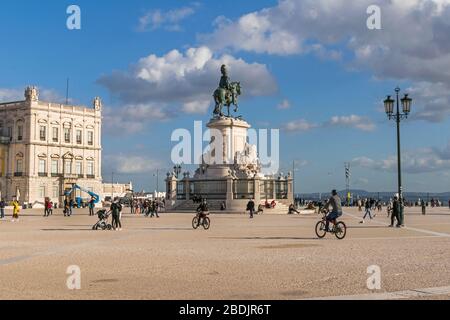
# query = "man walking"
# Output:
<box><xmin>88</xmin><ymin>197</ymin><xmax>95</xmax><ymax>216</ymax></box>
<box><xmin>360</xmin><ymin>199</ymin><xmax>373</xmax><ymax>223</ymax></box>
<box><xmin>421</xmin><ymin>199</ymin><xmax>426</xmax><ymax>215</ymax></box>
<box><xmin>150</xmin><ymin>201</ymin><xmax>159</xmax><ymax>218</ymax></box>
<box><xmin>246</xmin><ymin>199</ymin><xmax>255</xmax><ymax>219</ymax></box>
<box><xmin>390</xmin><ymin>195</ymin><xmax>401</xmax><ymax>228</ymax></box>
<box><xmin>69</xmin><ymin>199</ymin><xmax>74</xmax><ymax>216</ymax></box>
<box><xmin>0</xmin><ymin>198</ymin><xmax>5</xmax><ymax>219</ymax></box>
<box><xmin>44</xmin><ymin>198</ymin><xmax>49</xmax><ymax>217</ymax></box>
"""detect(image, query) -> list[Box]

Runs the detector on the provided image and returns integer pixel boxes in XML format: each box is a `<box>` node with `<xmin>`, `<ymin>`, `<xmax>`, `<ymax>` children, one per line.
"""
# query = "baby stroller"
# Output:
<box><xmin>92</xmin><ymin>209</ymin><xmax>113</xmax><ymax>231</ymax></box>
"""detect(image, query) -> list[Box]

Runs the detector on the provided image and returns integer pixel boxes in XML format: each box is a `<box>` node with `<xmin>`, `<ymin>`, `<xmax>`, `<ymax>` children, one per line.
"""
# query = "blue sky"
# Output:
<box><xmin>1</xmin><ymin>0</ymin><xmax>449</xmax><ymax>193</ymax></box>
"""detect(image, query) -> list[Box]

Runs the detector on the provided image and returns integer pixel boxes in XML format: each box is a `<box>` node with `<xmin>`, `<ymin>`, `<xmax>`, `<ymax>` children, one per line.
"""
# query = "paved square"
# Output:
<box><xmin>0</xmin><ymin>207</ymin><xmax>450</xmax><ymax>300</ymax></box>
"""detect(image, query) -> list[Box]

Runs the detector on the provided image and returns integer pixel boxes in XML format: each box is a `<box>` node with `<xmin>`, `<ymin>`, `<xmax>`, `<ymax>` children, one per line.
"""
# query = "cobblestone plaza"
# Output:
<box><xmin>0</xmin><ymin>207</ymin><xmax>449</xmax><ymax>300</ymax></box>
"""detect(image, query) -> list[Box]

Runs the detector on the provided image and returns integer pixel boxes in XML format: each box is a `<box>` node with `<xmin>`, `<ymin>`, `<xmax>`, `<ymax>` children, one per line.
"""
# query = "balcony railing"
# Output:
<box><xmin>14</xmin><ymin>172</ymin><xmax>23</xmax><ymax>177</ymax></box>
<box><xmin>86</xmin><ymin>174</ymin><xmax>95</xmax><ymax>179</ymax></box>
<box><xmin>38</xmin><ymin>172</ymin><xmax>48</xmax><ymax>177</ymax></box>
<box><xmin>63</xmin><ymin>173</ymin><xmax>79</xmax><ymax>179</ymax></box>
<box><xmin>0</xmin><ymin>136</ymin><xmax>11</xmax><ymax>144</ymax></box>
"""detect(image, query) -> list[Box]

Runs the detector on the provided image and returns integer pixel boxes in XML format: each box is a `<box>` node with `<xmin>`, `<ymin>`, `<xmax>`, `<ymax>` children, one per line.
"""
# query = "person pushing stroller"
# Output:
<box><xmin>110</xmin><ymin>198</ymin><xmax>123</xmax><ymax>231</ymax></box>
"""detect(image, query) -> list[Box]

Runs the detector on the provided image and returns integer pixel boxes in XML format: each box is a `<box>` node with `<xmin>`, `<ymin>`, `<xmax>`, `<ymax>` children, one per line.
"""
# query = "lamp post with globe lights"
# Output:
<box><xmin>384</xmin><ymin>87</ymin><xmax>412</xmax><ymax>226</ymax></box>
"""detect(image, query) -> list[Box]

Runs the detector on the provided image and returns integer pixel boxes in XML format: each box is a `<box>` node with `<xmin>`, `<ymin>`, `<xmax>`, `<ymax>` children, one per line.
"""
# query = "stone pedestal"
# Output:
<box><xmin>168</xmin><ymin>117</ymin><xmax>294</xmax><ymax>212</ymax></box>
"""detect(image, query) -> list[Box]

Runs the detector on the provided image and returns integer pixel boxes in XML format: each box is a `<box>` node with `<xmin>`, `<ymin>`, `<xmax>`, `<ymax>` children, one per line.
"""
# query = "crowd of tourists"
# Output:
<box><xmin>131</xmin><ymin>199</ymin><xmax>164</xmax><ymax>217</ymax></box>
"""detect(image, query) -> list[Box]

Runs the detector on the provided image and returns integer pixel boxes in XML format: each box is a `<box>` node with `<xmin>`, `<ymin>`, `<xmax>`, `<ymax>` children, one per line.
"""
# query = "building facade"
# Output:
<box><xmin>103</xmin><ymin>182</ymin><xmax>133</xmax><ymax>199</ymax></box>
<box><xmin>0</xmin><ymin>86</ymin><xmax>103</xmax><ymax>207</ymax></box>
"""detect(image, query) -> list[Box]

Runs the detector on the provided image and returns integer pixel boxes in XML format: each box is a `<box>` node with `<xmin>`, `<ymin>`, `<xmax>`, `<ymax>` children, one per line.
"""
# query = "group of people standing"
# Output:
<box><xmin>44</xmin><ymin>198</ymin><xmax>54</xmax><ymax>217</ymax></box>
<box><xmin>110</xmin><ymin>198</ymin><xmax>123</xmax><ymax>231</ymax></box>
<box><xmin>131</xmin><ymin>199</ymin><xmax>161</xmax><ymax>218</ymax></box>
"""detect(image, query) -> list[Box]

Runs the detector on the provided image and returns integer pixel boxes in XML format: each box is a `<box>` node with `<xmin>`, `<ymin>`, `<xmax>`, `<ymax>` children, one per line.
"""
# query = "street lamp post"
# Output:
<box><xmin>292</xmin><ymin>160</ymin><xmax>301</xmax><ymax>201</ymax></box>
<box><xmin>384</xmin><ymin>87</ymin><xmax>412</xmax><ymax>226</ymax></box>
<box><xmin>173</xmin><ymin>164</ymin><xmax>182</xmax><ymax>179</ymax></box>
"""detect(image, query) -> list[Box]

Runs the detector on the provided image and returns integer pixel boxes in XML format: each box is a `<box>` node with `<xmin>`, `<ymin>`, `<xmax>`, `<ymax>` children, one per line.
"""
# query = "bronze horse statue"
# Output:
<box><xmin>213</xmin><ymin>82</ymin><xmax>241</xmax><ymax>117</ymax></box>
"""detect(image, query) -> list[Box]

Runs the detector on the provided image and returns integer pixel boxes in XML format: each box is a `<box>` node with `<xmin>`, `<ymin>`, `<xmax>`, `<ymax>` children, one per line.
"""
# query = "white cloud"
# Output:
<box><xmin>0</xmin><ymin>87</ymin><xmax>69</xmax><ymax>104</ymax></box>
<box><xmin>283</xmin><ymin>119</ymin><xmax>317</xmax><ymax>132</ymax></box>
<box><xmin>283</xmin><ymin>114</ymin><xmax>376</xmax><ymax>133</ymax></box>
<box><xmin>328</xmin><ymin>115</ymin><xmax>376</xmax><ymax>132</ymax></box>
<box><xmin>277</xmin><ymin>99</ymin><xmax>291</xmax><ymax>110</ymax></box>
<box><xmin>182</xmin><ymin>99</ymin><xmax>211</xmax><ymax>114</ymax></box>
<box><xmin>138</xmin><ymin>4</ymin><xmax>198</xmax><ymax>32</ymax></box>
<box><xmin>98</xmin><ymin>46</ymin><xmax>277</xmax><ymax>117</ymax></box>
<box><xmin>103</xmin><ymin>104</ymin><xmax>174</xmax><ymax>134</ymax></box>
<box><xmin>0</xmin><ymin>88</ymin><xmax>22</xmax><ymax>102</ymax></box>
<box><xmin>407</xmin><ymin>82</ymin><xmax>450</xmax><ymax>122</ymax></box>
<box><xmin>352</xmin><ymin>142</ymin><xmax>450</xmax><ymax>174</ymax></box>
<box><xmin>200</xmin><ymin>0</ymin><xmax>450</xmax><ymax>122</ymax></box>
<box><xmin>354</xmin><ymin>178</ymin><xmax>369</xmax><ymax>186</ymax></box>
<box><xmin>105</xmin><ymin>153</ymin><xmax>162</xmax><ymax>174</ymax></box>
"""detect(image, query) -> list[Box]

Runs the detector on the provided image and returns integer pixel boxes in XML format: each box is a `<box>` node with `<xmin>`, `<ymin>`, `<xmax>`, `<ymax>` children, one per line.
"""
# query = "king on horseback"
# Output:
<box><xmin>213</xmin><ymin>64</ymin><xmax>241</xmax><ymax>118</ymax></box>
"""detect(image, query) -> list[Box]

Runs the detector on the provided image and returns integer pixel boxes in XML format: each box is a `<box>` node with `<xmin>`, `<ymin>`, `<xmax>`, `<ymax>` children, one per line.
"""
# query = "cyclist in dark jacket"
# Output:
<box><xmin>196</xmin><ymin>200</ymin><xmax>209</xmax><ymax>227</ymax></box>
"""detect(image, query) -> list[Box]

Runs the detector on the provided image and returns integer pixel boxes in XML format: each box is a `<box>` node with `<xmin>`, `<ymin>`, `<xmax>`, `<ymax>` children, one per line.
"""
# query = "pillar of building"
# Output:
<box><xmin>184</xmin><ymin>177</ymin><xmax>190</xmax><ymax>201</ymax></box>
<box><xmin>287</xmin><ymin>177</ymin><xmax>294</xmax><ymax>205</ymax></box>
<box><xmin>253</xmin><ymin>176</ymin><xmax>261</xmax><ymax>206</ymax></box>
<box><xmin>272</xmin><ymin>180</ymin><xmax>277</xmax><ymax>200</ymax></box>
<box><xmin>226</xmin><ymin>177</ymin><xmax>234</xmax><ymax>209</ymax></box>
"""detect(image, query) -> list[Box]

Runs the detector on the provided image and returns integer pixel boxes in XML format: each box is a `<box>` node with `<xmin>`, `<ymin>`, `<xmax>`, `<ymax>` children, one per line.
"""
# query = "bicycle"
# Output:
<box><xmin>315</xmin><ymin>208</ymin><xmax>347</xmax><ymax>240</ymax></box>
<box><xmin>192</xmin><ymin>211</ymin><xmax>210</xmax><ymax>230</ymax></box>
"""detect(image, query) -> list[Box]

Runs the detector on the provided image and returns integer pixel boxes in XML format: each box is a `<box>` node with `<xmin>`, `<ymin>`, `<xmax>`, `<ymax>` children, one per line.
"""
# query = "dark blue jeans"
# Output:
<box><xmin>363</xmin><ymin>208</ymin><xmax>373</xmax><ymax>220</ymax></box>
<box><xmin>326</xmin><ymin>211</ymin><xmax>342</xmax><ymax>230</ymax></box>
<box><xmin>0</xmin><ymin>208</ymin><xmax>4</xmax><ymax>218</ymax></box>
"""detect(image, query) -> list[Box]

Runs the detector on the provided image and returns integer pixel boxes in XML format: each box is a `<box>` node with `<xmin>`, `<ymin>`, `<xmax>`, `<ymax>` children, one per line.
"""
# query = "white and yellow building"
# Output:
<box><xmin>0</xmin><ymin>86</ymin><xmax>103</xmax><ymax>207</ymax></box>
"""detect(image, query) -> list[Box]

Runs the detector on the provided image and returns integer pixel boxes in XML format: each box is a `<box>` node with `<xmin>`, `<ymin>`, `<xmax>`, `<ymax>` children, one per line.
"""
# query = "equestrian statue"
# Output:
<box><xmin>213</xmin><ymin>65</ymin><xmax>242</xmax><ymax>118</ymax></box>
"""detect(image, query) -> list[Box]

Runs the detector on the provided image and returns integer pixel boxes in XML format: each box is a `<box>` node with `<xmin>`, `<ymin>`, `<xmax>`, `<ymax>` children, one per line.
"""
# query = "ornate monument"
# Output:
<box><xmin>93</xmin><ymin>96</ymin><xmax>102</xmax><ymax>111</ymax></box>
<box><xmin>166</xmin><ymin>65</ymin><xmax>293</xmax><ymax>212</ymax></box>
<box><xmin>25</xmin><ymin>86</ymin><xmax>39</xmax><ymax>102</ymax></box>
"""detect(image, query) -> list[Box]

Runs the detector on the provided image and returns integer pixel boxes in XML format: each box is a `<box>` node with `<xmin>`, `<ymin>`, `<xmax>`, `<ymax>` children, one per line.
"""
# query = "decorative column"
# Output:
<box><xmin>226</xmin><ymin>176</ymin><xmax>234</xmax><ymax>210</ymax></box>
<box><xmin>165</xmin><ymin>173</ymin><xmax>178</xmax><ymax>207</ymax></box>
<box><xmin>287</xmin><ymin>173</ymin><xmax>294</xmax><ymax>204</ymax></box>
<box><xmin>253</xmin><ymin>176</ymin><xmax>261</xmax><ymax>206</ymax></box>
<box><xmin>184</xmin><ymin>173</ymin><xmax>191</xmax><ymax>201</ymax></box>
<box><xmin>272</xmin><ymin>179</ymin><xmax>277</xmax><ymax>200</ymax></box>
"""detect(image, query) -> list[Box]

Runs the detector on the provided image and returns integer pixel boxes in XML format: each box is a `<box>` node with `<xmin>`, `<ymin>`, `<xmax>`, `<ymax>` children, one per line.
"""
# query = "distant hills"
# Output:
<box><xmin>298</xmin><ymin>189</ymin><xmax>450</xmax><ymax>201</ymax></box>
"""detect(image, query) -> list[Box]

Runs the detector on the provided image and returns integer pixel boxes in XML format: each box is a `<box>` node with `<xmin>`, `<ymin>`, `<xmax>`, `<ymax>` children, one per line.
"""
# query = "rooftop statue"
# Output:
<box><xmin>213</xmin><ymin>65</ymin><xmax>242</xmax><ymax>118</ymax></box>
<box><xmin>25</xmin><ymin>86</ymin><xmax>39</xmax><ymax>102</ymax></box>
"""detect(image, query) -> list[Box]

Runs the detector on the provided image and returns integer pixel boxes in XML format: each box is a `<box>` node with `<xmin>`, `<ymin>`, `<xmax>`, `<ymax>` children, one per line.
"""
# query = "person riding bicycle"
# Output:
<box><xmin>196</xmin><ymin>199</ymin><xmax>209</xmax><ymax>227</ymax></box>
<box><xmin>322</xmin><ymin>190</ymin><xmax>343</xmax><ymax>232</ymax></box>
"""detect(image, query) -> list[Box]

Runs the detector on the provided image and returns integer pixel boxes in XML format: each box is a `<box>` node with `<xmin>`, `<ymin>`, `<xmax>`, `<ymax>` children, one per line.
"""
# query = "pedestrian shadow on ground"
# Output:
<box><xmin>137</xmin><ymin>227</ymin><xmax>193</xmax><ymax>231</ymax></box>
<box><xmin>211</xmin><ymin>236</ymin><xmax>318</xmax><ymax>241</ymax></box>
<box><xmin>347</xmin><ymin>226</ymin><xmax>388</xmax><ymax>229</ymax></box>
<box><xmin>41</xmin><ymin>229</ymin><xmax>92</xmax><ymax>232</ymax></box>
